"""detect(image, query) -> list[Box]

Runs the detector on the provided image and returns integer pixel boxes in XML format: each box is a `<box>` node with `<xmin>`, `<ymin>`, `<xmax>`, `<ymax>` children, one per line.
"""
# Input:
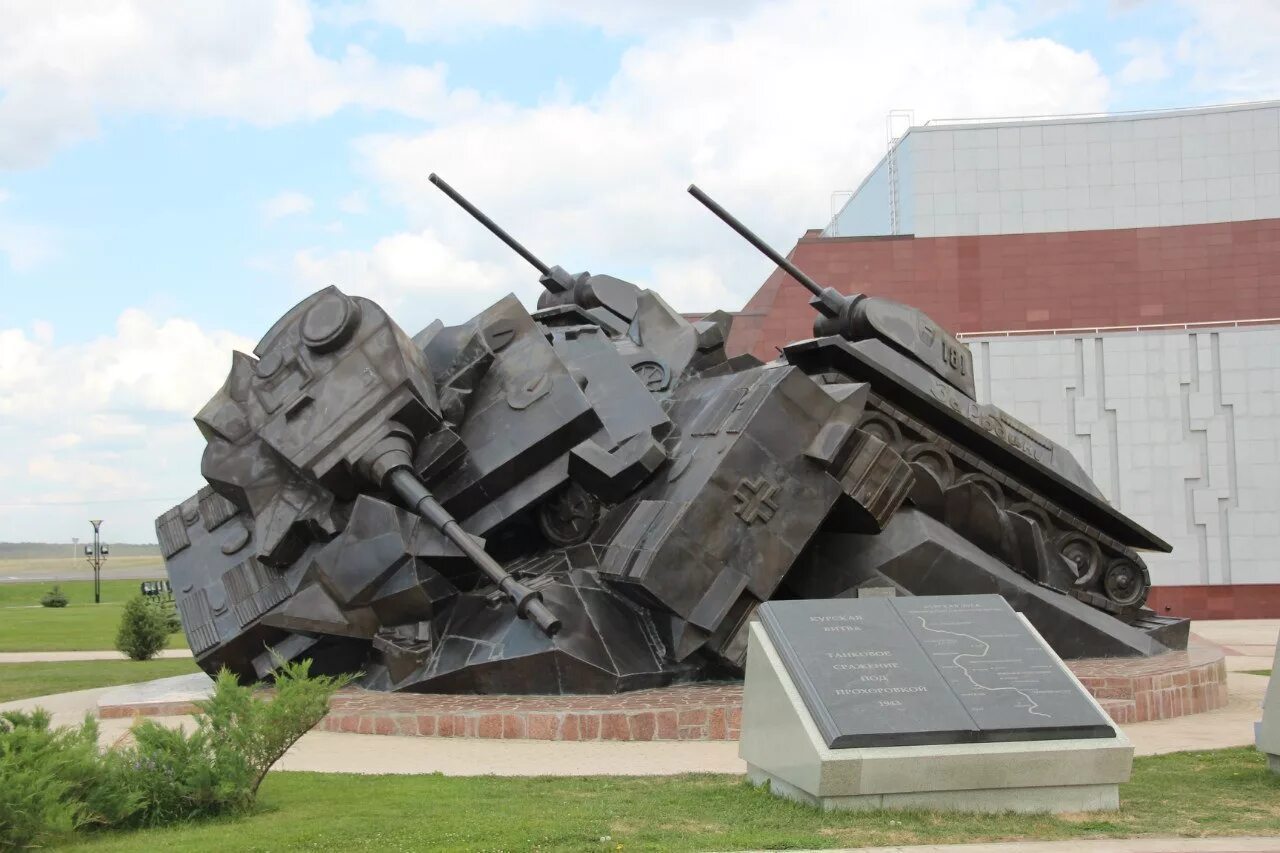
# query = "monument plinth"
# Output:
<box><xmin>740</xmin><ymin>595</ymin><xmax>1133</xmax><ymax>813</ymax></box>
<box><xmin>1255</xmin><ymin>636</ymin><xmax>1280</xmax><ymax>774</ymax></box>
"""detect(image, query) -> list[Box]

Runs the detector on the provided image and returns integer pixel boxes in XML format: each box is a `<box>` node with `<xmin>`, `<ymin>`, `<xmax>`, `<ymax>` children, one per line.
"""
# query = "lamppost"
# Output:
<box><xmin>85</xmin><ymin>520</ymin><xmax>108</xmax><ymax>604</ymax></box>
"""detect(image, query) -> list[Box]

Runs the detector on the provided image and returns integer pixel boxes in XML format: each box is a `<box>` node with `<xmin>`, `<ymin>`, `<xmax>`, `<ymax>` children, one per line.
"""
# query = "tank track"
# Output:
<box><xmin>856</xmin><ymin>392</ymin><xmax>1152</xmax><ymax>617</ymax></box>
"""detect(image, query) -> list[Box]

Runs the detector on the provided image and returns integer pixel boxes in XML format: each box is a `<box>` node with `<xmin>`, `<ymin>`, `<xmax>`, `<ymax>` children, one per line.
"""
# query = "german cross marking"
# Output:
<box><xmin>733</xmin><ymin>476</ymin><xmax>780</xmax><ymax>525</ymax></box>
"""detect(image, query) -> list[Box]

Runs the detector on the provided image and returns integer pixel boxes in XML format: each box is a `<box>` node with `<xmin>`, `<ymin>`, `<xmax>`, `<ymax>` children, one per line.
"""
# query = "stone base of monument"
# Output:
<box><xmin>740</xmin><ymin>599</ymin><xmax>1135</xmax><ymax>814</ymax></box>
<box><xmin>1254</xmin><ymin>636</ymin><xmax>1280</xmax><ymax>774</ymax></box>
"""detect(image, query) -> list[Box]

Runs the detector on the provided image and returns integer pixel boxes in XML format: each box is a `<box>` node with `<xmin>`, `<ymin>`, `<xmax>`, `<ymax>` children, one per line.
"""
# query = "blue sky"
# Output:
<box><xmin>1</xmin><ymin>0</ymin><xmax>1276</xmax><ymax>543</ymax></box>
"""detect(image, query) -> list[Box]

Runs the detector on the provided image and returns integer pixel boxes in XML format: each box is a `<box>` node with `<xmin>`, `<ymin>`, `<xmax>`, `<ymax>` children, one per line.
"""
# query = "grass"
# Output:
<box><xmin>0</xmin><ymin>658</ymin><xmax>201</xmax><ymax>702</ymax></box>
<box><xmin>0</xmin><ymin>579</ymin><xmax>156</xmax><ymax>608</ymax></box>
<box><xmin>1243</xmin><ymin>670</ymin><xmax>1272</xmax><ymax>677</ymax></box>
<box><xmin>0</xmin><ymin>580</ymin><xmax>187</xmax><ymax>652</ymax></box>
<box><xmin>63</xmin><ymin>748</ymin><xmax>1280</xmax><ymax>852</ymax></box>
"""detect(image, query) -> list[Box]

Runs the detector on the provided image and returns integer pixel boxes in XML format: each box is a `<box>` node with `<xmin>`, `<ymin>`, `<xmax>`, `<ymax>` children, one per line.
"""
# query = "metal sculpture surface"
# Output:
<box><xmin>158</xmin><ymin>178</ymin><xmax>1188</xmax><ymax>694</ymax></box>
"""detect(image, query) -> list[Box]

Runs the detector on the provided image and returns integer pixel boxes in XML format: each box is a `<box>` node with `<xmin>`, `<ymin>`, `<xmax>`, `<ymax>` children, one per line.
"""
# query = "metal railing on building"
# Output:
<box><xmin>956</xmin><ymin>317</ymin><xmax>1280</xmax><ymax>341</ymax></box>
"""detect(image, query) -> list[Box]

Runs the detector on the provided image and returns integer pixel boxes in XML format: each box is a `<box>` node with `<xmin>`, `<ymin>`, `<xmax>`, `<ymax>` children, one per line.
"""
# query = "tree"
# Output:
<box><xmin>115</xmin><ymin>595</ymin><xmax>169</xmax><ymax>661</ymax></box>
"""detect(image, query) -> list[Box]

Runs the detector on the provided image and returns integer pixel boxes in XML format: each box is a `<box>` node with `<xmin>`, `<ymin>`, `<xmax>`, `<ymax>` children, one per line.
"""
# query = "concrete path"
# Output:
<box><xmin>825</xmin><ymin>839</ymin><xmax>1280</xmax><ymax>852</ymax></box>
<box><xmin>1</xmin><ymin>619</ymin><xmax>1274</xmax><ymax>777</ymax></box>
<box><xmin>0</xmin><ymin>649</ymin><xmax>193</xmax><ymax>663</ymax></box>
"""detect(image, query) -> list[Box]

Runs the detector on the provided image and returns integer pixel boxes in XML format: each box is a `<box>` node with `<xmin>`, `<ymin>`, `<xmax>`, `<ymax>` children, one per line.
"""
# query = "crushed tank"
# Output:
<box><xmin>157</xmin><ymin>178</ymin><xmax>1188</xmax><ymax>695</ymax></box>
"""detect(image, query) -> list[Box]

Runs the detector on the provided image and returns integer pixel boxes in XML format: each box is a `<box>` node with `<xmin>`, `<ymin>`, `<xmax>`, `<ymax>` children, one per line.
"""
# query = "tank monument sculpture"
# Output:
<box><xmin>157</xmin><ymin>177</ymin><xmax>1189</xmax><ymax>695</ymax></box>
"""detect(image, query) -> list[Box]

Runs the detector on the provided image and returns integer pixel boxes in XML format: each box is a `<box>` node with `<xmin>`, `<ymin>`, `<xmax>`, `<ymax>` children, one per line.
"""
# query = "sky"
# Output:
<box><xmin>1</xmin><ymin>0</ymin><xmax>1278</xmax><ymax>544</ymax></box>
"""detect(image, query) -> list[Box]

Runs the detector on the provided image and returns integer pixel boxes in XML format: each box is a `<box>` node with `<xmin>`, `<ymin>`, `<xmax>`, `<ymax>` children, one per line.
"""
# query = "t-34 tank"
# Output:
<box><xmin>157</xmin><ymin>177</ymin><xmax>1188</xmax><ymax>695</ymax></box>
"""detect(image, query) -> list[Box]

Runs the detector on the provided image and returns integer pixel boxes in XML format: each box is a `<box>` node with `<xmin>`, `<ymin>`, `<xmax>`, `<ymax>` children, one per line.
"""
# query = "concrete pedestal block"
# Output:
<box><xmin>739</xmin><ymin>620</ymin><xmax>1134</xmax><ymax>813</ymax></box>
<box><xmin>1255</xmin><ymin>634</ymin><xmax>1280</xmax><ymax>774</ymax></box>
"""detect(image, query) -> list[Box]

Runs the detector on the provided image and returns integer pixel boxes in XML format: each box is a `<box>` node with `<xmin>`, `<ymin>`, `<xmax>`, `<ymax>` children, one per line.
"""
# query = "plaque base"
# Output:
<box><xmin>740</xmin><ymin>620</ymin><xmax>1134</xmax><ymax>813</ymax></box>
<box><xmin>746</xmin><ymin>766</ymin><xmax>1119</xmax><ymax>813</ymax></box>
<box><xmin>1253</xmin><ymin>640</ymin><xmax>1280</xmax><ymax>775</ymax></box>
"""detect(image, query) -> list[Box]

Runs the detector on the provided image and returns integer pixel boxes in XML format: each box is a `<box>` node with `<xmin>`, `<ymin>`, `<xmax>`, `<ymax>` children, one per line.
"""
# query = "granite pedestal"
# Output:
<box><xmin>739</xmin><ymin>598</ymin><xmax>1134</xmax><ymax>813</ymax></box>
<box><xmin>1254</xmin><ymin>635</ymin><xmax>1280</xmax><ymax>774</ymax></box>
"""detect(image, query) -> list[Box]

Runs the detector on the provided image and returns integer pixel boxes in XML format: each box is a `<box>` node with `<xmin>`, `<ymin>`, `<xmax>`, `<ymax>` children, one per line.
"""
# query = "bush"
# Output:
<box><xmin>120</xmin><ymin>659</ymin><xmax>352</xmax><ymax>823</ymax></box>
<box><xmin>40</xmin><ymin>585</ymin><xmax>69</xmax><ymax>607</ymax></box>
<box><xmin>115</xmin><ymin>595</ymin><xmax>169</xmax><ymax>661</ymax></box>
<box><xmin>0</xmin><ymin>660</ymin><xmax>351</xmax><ymax>848</ymax></box>
<box><xmin>0</xmin><ymin>710</ymin><xmax>139</xmax><ymax>849</ymax></box>
<box><xmin>151</xmin><ymin>598</ymin><xmax>182</xmax><ymax>634</ymax></box>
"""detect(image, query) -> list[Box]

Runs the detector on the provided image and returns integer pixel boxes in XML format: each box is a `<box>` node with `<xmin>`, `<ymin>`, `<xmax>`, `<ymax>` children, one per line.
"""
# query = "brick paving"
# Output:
<box><xmin>1070</xmin><ymin>640</ymin><xmax>1229</xmax><ymax>724</ymax></box>
<box><xmin>99</xmin><ymin>643</ymin><xmax>1226</xmax><ymax>739</ymax></box>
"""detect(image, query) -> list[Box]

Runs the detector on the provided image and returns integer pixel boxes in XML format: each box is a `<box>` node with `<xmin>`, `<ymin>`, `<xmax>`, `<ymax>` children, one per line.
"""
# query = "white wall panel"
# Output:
<box><xmin>829</xmin><ymin>101</ymin><xmax>1280</xmax><ymax>239</ymax></box>
<box><xmin>969</xmin><ymin>325</ymin><xmax>1280</xmax><ymax>588</ymax></box>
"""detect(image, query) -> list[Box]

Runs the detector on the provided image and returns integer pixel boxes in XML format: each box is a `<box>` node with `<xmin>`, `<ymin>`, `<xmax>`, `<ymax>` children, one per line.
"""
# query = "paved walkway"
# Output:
<box><xmin>0</xmin><ymin>649</ymin><xmax>193</xmax><ymax>663</ymax></box>
<box><xmin>0</xmin><ymin>620</ymin><xmax>1274</xmax><ymax>777</ymax></box>
<box><xmin>828</xmin><ymin>840</ymin><xmax>1280</xmax><ymax>852</ymax></box>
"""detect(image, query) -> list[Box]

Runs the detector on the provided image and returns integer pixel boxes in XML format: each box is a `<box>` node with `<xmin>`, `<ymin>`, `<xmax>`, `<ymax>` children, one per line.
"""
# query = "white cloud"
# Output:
<box><xmin>294</xmin><ymin>229</ymin><xmax>532</xmax><ymax>329</ymax></box>
<box><xmin>350</xmin><ymin>0</ymin><xmax>1108</xmax><ymax>314</ymax></box>
<box><xmin>0</xmin><ymin>311</ymin><xmax>254</xmax><ymax>541</ymax></box>
<box><xmin>262</xmin><ymin>190</ymin><xmax>315</xmax><ymax>221</ymax></box>
<box><xmin>0</xmin><ymin>0</ymin><xmax>472</xmax><ymax>168</ymax></box>
<box><xmin>337</xmin><ymin>0</ymin><xmax>761</xmax><ymax>40</ymax></box>
<box><xmin>1117</xmin><ymin>38</ymin><xmax>1171</xmax><ymax>85</ymax></box>
<box><xmin>1172</xmin><ymin>0</ymin><xmax>1280</xmax><ymax>98</ymax></box>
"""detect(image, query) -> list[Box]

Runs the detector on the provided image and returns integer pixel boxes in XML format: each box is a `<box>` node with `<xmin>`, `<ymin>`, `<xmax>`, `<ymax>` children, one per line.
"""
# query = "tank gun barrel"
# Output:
<box><xmin>360</xmin><ymin>423</ymin><xmax>561</xmax><ymax>637</ymax></box>
<box><xmin>386</xmin><ymin>468</ymin><xmax>561</xmax><ymax>637</ymax></box>
<box><xmin>688</xmin><ymin>184</ymin><xmax>841</xmax><ymax>315</ymax></box>
<box><xmin>688</xmin><ymin>183</ymin><xmax>982</xmax><ymax>400</ymax></box>
<box><xmin>429</xmin><ymin>173</ymin><xmax>551</xmax><ymax>276</ymax></box>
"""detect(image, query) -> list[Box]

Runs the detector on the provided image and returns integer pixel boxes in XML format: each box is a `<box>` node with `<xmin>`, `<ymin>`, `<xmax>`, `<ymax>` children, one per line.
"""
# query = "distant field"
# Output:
<box><xmin>0</xmin><ymin>580</ymin><xmax>187</xmax><ymax>652</ymax></box>
<box><xmin>0</xmin><ymin>542</ymin><xmax>160</xmax><ymax>560</ymax></box>
<box><xmin>0</xmin><ymin>555</ymin><xmax>165</xmax><ymax>583</ymax></box>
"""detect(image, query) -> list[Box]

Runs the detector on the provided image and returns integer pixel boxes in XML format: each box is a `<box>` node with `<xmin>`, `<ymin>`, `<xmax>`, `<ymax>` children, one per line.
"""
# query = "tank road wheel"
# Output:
<box><xmin>857</xmin><ymin>414</ymin><xmax>902</xmax><ymax>449</ymax></box>
<box><xmin>1057</xmin><ymin>533</ymin><xmax>1102</xmax><ymax>588</ymax></box>
<box><xmin>905</xmin><ymin>445</ymin><xmax>955</xmax><ymax>484</ymax></box>
<box><xmin>904</xmin><ymin>445</ymin><xmax>954</xmax><ymax>517</ymax></box>
<box><xmin>537</xmin><ymin>483</ymin><xmax>601</xmax><ymax>547</ymax></box>
<box><xmin>1103</xmin><ymin>559</ymin><xmax>1149</xmax><ymax>608</ymax></box>
<box><xmin>1008</xmin><ymin>502</ymin><xmax>1052</xmax><ymax>532</ymax></box>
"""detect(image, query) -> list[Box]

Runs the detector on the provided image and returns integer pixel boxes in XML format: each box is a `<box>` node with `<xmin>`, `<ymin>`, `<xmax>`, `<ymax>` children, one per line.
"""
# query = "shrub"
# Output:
<box><xmin>40</xmin><ymin>585</ymin><xmax>69</xmax><ymax>607</ymax></box>
<box><xmin>146</xmin><ymin>597</ymin><xmax>182</xmax><ymax>634</ymax></box>
<box><xmin>115</xmin><ymin>595</ymin><xmax>169</xmax><ymax>661</ymax></box>
<box><xmin>118</xmin><ymin>659</ymin><xmax>353</xmax><ymax>823</ymax></box>
<box><xmin>0</xmin><ymin>660</ymin><xmax>351</xmax><ymax>848</ymax></box>
<box><xmin>0</xmin><ymin>710</ymin><xmax>139</xmax><ymax>850</ymax></box>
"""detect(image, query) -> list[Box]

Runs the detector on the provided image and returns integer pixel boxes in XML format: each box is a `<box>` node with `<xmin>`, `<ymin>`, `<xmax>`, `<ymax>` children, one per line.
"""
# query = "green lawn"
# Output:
<box><xmin>0</xmin><ymin>580</ymin><xmax>187</xmax><ymax>652</ymax></box>
<box><xmin>0</xmin><ymin>659</ymin><xmax>201</xmax><ymax>702</ymax></box>
<box><xmin>1243</xmin><ymin>670</ymin><xmax>1272</xmax><ymax>677</ymax></box>
<box><xmin>0</xmin><ymin>578</ymin><xmax>156</xmax><ymax>608</ymax></box>
<box><xmin>64</xmin><ymin>748</ymin><xmax>1280</xmax><ymax>852</ymax></box>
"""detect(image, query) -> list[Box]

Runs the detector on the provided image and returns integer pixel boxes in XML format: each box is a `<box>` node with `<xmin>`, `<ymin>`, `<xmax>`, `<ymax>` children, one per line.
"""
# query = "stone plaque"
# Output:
<box><xmin>757</xmin><ymin>594</ymin><xmax>1115</xmax><ymax>748</ymax></box>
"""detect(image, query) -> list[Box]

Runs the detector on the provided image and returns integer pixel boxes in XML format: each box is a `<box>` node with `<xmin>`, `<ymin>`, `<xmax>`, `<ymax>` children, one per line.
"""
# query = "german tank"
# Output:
<box><xmin>156</xmin><ymin>177</ymin><xmax>1187</xmax><ymax>695</ymax></box>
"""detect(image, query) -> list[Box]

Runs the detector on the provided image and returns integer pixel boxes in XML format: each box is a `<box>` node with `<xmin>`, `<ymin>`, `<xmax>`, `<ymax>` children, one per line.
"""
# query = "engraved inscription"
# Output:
<box><xmin>928</xmin><ymin>380</ymin><xmax>1053</xmax><ymax>463</ymax></box>
<box><xmin>941</xmin><ymin>341</ymin><xmax>969</xmax><ymax>377</ymax></box>
<box><xmin>758</xmin><ymin>595</ymin><xmax>1114</xmax><ymax>749</ymax></box>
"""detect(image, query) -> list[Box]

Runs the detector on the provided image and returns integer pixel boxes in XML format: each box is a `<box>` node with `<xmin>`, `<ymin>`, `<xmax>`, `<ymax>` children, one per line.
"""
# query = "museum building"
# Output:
<box><xmin>728</xmin><ymin>100</ymin><xmax>1280</xmax><ymax>619</ymax></box>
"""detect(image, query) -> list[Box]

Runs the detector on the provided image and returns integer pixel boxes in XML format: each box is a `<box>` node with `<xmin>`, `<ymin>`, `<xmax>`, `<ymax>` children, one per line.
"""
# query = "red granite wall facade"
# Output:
<box><xmin>729</xmin><ymin>218</ymin><xmax>1280</xmax><ymax>361</ymax></box>
<box><xmin>727</xmin><ymin>219</ymin><xmax>1280</xmax><ymax>615</ymax></box>
<box><xmin>1146</xmin><ymin>584</ymin><xmax>1280</xmax><ymax>621</ymax></box>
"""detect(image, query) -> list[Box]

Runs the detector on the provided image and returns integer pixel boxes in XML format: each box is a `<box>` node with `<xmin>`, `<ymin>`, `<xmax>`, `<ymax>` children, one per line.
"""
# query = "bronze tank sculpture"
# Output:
<box><xmin>157</xmin><ymin>178</ymin><xmax>1187</xmax><ymax>694</ymax></box>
